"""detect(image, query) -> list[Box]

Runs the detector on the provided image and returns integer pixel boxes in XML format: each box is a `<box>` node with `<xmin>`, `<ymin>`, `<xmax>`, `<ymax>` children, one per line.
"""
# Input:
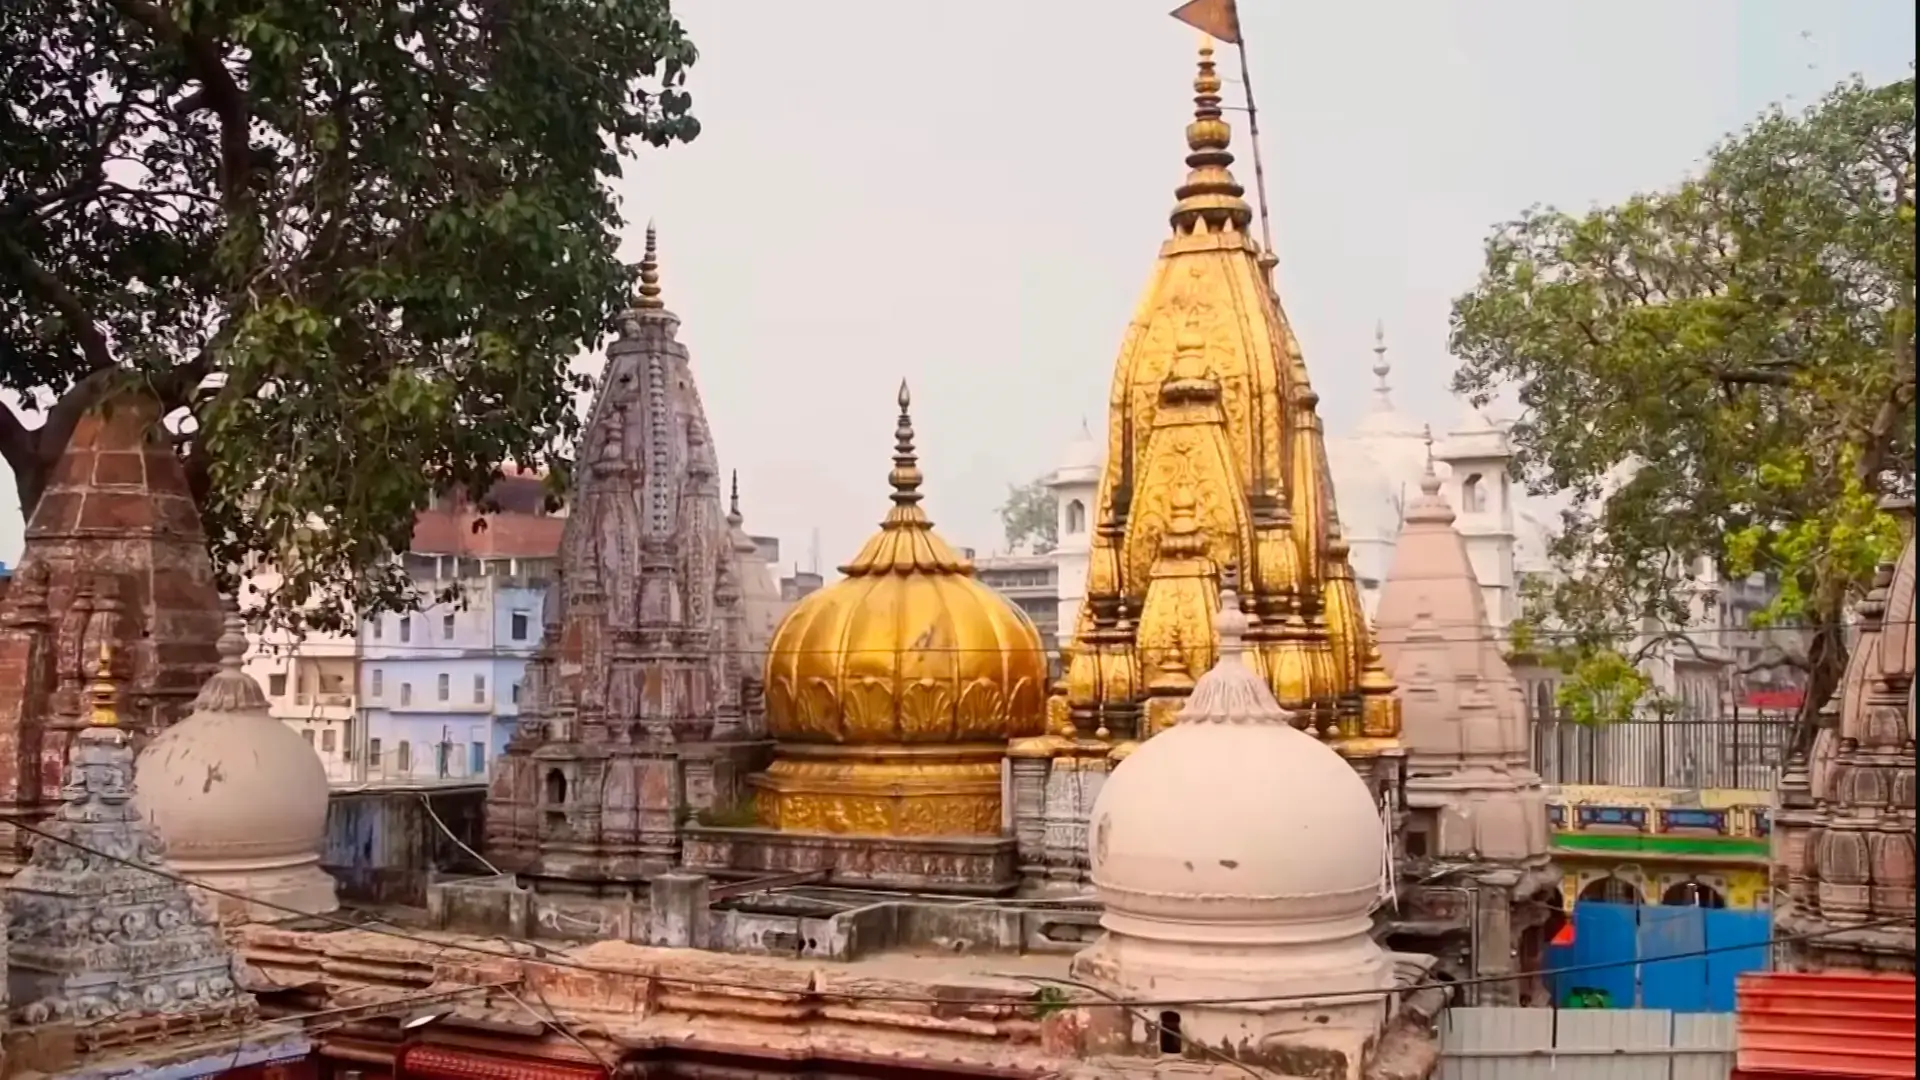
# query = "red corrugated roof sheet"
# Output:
<box><xmin>1736</xmin><ymin>971</ymin><xmax>1916</xmax><ymax>1079</ymax></box>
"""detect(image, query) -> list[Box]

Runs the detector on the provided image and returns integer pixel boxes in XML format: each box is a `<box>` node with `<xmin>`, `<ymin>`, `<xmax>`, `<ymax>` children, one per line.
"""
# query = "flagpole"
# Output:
<box><xmin>1231</xmin><ymin>32</ymin><xmax>1276</xmax><ymax>259</ymax></box>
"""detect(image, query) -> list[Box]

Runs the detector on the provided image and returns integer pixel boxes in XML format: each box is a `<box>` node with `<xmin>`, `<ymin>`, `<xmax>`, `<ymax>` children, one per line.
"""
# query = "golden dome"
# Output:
<box><xmin>763</xmin><ymin>382</ymin><xmax>1048</xmax><ymax>747</ymax></box>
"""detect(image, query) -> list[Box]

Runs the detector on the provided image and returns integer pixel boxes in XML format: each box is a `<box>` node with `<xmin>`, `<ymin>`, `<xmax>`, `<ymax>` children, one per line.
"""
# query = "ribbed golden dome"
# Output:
<box><xmin>764</xmin><ymin>382</ymin><xmax>1048</xmax><ymax>747</ymax></box>
<box><xmin>755</xmin><ymin>385</ymin><xmax>1046</xmax><ymax>838</ymax></box>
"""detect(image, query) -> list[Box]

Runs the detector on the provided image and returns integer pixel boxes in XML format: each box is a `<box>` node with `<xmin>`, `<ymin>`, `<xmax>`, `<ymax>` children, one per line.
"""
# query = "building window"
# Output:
<box><xmin>369</xmin><ymin>737</ymin><xmax>382</xmax><ymax>763</ymax></box>
<box><xmin>470</xmin><ymin>742</ymin><xmax>486</xmax><ymax>776</ymax></box>
<box><xmin>399</xmin><ymin>617</ymin><xmax>413</xmax><ymax>644</ymax></box>
<box><xmin>437</xmin><ymin>673</ymin><xmax>451</xmax><ymax>701</ymax></box>
<box><xmin>1461</xmin><ymin>473</ymin><xmax>1487</xmax><ymax>513</ymax></box>
<box><xmin>370</xmin><ymin>616</ymin><xmax>383</xmax><ymax>641</ymax></box>
<box><xmin>301</xmin><ymin>728</ymin><xmax>315</xmax><ymax>745</ymax></box>
<box><xmin>397</xmin><ymin>741</ymin><xmax>413</xmax><ymax>773</ymax></box>
<box><xmin>473</xmin><ymin>674</ymin><xmax>486</xmax><ymax>704</ymax></box>
<box><xmin>268</xmin><ymin>673</ymin><xmax>288</xmax><ymax>698</ymax></box>
<box><xmin>400</xmin><ymin>682</ymin><xmax>413</xmax><ymax>706</ymax></box>
<box><xmin>321</xmin><ymin>729</ymin><xmax>337</xmax><ymax>753</ymax></box>
<box><xmin>371</xmin><ymin>669</ymin><xmax>384</xmax><ymax>699</ymax></box>
<box><xmin>511</xmin><ymin>611</ymin><xmax>531</xmax><ymax>641</ymax></box>
<box><xmin>442</xmin><ymin>613</ymin><xmax>456</xmax><ymax>640</ymax></box>
<box><xmin>511</xmin><ymin>682</ymin><xmax>523</xmax><ymax>706</ymax></box>
<box><xmin>1065</xmin><ymin>498</ymin><xmax>1087</xmax><ymax>535</ymax></box>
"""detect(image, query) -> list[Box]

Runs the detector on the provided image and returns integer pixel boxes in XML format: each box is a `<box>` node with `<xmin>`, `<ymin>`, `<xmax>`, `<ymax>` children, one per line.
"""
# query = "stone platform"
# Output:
<box><xmin>487</xmin><ymin>739</ymin><xmax>772</xmax><ymax>885</ymax></box>
<box><xmin>681</xmin><ymin>825</ymin><xmax>1020</xmax><ymax>895</ymax></box>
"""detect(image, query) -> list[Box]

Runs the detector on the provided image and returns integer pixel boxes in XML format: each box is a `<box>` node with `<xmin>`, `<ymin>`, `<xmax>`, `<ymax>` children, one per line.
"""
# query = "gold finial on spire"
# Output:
<box><xmin>1422</xmin><ymin>423</ymin><xmax>1435</xmax><ymax>467</ymax></box>
<box><xmin>636</xmin><ymin>221</ymin><xmax>664</xmax><ymax>310</ymax></box>
<box><xmin>1170</xmin><ymin>39</ymin><xmax>1251</xmax><ymax>235</ymax></box>
<box><xmin>87</xmin><ymin>641</ymin><xmax>119</xmax><ymax>728</ymax></box>
<box><xmin>889</xmin><ymin>381</ymin><xmax>924</xmax><ymax>508</ymax></box>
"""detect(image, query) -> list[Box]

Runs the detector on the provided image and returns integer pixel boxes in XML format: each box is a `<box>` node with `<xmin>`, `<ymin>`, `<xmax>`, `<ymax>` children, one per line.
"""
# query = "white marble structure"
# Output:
<box><xmin>1072</xmin><ymin>595</ymin><xmax>1435</xmax><ymax>1076</ymax></box>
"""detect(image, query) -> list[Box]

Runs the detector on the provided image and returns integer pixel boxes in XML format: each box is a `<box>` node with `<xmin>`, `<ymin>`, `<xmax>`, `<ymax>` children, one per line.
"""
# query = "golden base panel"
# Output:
<box><xmin>750</xmin><ymin>744</ymin><xmax>1005</xmax><ymax>838</ymax></box>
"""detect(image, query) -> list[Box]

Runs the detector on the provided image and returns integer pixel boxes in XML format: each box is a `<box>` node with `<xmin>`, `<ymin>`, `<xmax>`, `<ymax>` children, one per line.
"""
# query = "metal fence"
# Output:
<box><xmin>1530</xmin><ymin>712</ymin><xmax>1795</xmax><ymax>791</ymax></box>
<box><xmin>1440</xmin><ymin>1007</ymin><xmax>1734</xmax><ymax>1080</ymax></box>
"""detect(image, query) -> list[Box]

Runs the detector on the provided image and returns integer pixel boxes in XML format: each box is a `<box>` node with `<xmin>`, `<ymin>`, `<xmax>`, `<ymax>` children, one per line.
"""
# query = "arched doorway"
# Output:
<box><xmin>1579</xmin><ymin>875</ymin><xmax>1643</xmax><ymax>906</ymax></box>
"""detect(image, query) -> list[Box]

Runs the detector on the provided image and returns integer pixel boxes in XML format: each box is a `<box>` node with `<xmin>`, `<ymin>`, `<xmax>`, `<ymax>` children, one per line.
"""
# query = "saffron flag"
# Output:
<box><xmin>1169</xmin><ymin>0</ymin><xmax>1241</xmax><ymax>44</ymax></box>
<box><xmin>1552</xmin><ymin>918</ymin><xmax>1575</xmax><ymax>946</ymax></box>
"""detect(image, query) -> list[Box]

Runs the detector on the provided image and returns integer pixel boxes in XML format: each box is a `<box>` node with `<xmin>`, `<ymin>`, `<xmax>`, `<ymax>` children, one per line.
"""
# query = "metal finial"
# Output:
<box><xmin>635</xmin><ymin>221</ymin><xmax>664</xmax><ymax>310</ymax></box>
<box><xmin>729</xmin><ymin>469</ymin><xmax>742</xmax><ymax>519</ymax></box>
<box><xmin>889</xmin><ymin>381</ymin><xmax>923</xmax><ymax>507</ymax></box>
<box><xmin>87</xmin><ymin>641</ymin><xmax>119</xmax><ymax>728</ymax></box>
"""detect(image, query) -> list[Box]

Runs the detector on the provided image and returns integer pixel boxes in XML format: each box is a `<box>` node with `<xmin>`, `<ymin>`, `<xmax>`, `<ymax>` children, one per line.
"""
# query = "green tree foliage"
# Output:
<box><xmin>1453</xmin><ymin>74</ymin><xmax>1915</xmax><ymax>731</ymax></box>
<box><xmin>998</xmin><ymin>477</ymin><xmax>1058</xmax><ymax>555</ymax></box>
<box><xmin>0</xmin><ymin>0</ymin><xmax>699</xmax><ymax>634</ymax></box>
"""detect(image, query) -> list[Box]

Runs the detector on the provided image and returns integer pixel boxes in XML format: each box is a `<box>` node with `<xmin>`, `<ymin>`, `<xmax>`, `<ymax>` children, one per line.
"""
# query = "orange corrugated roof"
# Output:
<box><xmin>1736</xmin><ymin>971</ymin><xmax>1916</xmax><ymax>1079</ymax></box>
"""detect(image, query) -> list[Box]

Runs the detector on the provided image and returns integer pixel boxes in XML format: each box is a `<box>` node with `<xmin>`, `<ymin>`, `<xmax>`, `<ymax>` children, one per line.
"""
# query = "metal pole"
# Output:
<box><xmin>1231</xmin><ymin>36</ymin><xmax>1276</xmax><ymax>257</ymax></box>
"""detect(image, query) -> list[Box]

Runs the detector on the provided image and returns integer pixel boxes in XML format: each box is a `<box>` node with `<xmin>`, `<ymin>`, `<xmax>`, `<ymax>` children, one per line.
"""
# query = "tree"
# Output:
<box><xmin>0</xmin><ymin>0</ymin><xmax>699</xmax><ymax>634</ymax></box>
<box><xmin>998</xmin><ymin>477</ymin><xmax>1057</xmax><ymax>555</ymax></box>
<box><xmin>1452</xmin><ymin>74</ymin><xmax>1915</xmax><ymax>735</ymax></box>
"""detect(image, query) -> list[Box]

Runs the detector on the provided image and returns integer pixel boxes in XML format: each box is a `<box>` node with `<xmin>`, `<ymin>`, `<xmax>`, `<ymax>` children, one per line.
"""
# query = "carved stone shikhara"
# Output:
<box><xmin>1773</xmin><ymin>499</ymin><xmax>1917</xmax><ymax>973</ymax></box>
<box><xmin>6</xmin><ymin>661</ymin><xmax>252</xmax><ymax>1036</ymax></box>
<box><xmin>486</xmin><ymin>227</ymin><xmax>773</xmax><ymax>884</ymax></box>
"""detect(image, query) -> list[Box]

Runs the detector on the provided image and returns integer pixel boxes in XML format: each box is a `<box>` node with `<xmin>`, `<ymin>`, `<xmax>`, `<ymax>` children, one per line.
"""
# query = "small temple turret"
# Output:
<box><xmin>1373</xmin><ymin>450</ymin><xmax>1559</xmax><ymax>1001</ymax></box>
<box><xmin>485</xmin><ymin>225</ymin><xmax>769</xmax><ymax>883</ymax></box>
<box><xmin>1772</xmin><ymin>496</ymin><xmax>1915</xmax><ymax>973</ymax></box>
<box><xmin>682</xmin><ymin>384</ymin><xmax>1048</xmax><ymax>893</ymax></box>
<box><xmin>1030</xmin><ymin>39</ymin><xmax>1403</xmax><ymax>891</ymax></box>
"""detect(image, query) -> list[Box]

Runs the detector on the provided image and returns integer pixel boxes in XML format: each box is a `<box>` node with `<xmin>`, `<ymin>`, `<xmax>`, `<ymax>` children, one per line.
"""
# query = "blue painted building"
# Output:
<box><xmin>357</xmin><ymin>565</ymin><xmax>550</xmax><ymax>783</ymax></box>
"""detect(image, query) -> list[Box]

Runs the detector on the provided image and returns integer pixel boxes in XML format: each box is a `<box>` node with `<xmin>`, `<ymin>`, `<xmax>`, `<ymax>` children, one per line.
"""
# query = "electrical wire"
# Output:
<box><xmin>5</xmin><ymin>811</ymin><xmax>1910</xmax><ymax>1012</ymax></box>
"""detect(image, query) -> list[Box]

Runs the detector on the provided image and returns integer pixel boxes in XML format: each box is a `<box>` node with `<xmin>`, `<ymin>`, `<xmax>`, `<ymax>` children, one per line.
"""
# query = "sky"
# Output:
<box><xmin>1</xmin><ymin>0</ymin><xmax>1914</xmax><ymax>573</ymax></box>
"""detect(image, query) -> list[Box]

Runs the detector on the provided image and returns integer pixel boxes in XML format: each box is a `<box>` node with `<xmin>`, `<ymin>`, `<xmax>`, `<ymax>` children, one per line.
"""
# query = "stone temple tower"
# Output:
<box><xmin>1372</xmin><ymin>454</ymin><xmax>1559</xmax><ymax>1001</ymax></box>
<box><xmin>486</xmin><ymin>227</ymin><xmax>769</xmax><ymax>885</ymax></box>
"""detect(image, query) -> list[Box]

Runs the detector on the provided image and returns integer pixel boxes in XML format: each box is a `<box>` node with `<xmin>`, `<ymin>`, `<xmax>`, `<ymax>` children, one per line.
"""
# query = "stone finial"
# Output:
<box><xmin>1215</xmin><ymin>585</ymin><xmax>1250</xmax><ymax>661</ymax></box>
<box><xmin>189</xmin><ymin>610</ymin><xmax>271</xmax><ymax>715</ymax></box>
<box><xmin>635</xmin><ymin>221</ymin><xmax>664</xmax><ymax>310</ymax></box>
<box><xmin>1371</xmin><ymin>321</ymin><xmax>1393</xmax><ymax>402</ymax></box>
<box><xmin>1174</xmin><ymin>591</ymin><xmax>1294</xmax><ymax>727</ymax></box>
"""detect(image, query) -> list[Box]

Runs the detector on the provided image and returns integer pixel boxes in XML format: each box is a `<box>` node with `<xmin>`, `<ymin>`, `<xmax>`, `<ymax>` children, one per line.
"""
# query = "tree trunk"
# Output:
<box><xmin>1789</xmin><ymin>619</ymin><xmax>1848</xmax><ymax>758</ymax></box>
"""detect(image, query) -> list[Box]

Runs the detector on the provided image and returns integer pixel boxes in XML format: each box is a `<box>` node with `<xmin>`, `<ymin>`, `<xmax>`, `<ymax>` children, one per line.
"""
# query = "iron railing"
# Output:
<box><xmin>1530</xmin><ymin>710</ymin><xmax>1796</xmax><ymax>791</ymax></box>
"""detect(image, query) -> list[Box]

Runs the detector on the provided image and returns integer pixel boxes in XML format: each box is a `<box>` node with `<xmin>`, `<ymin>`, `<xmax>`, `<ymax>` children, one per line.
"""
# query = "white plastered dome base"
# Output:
<box><xmin>134</xmin><ymin>615</ymin><xmax>338</xmax><ymax>922</ymax></box>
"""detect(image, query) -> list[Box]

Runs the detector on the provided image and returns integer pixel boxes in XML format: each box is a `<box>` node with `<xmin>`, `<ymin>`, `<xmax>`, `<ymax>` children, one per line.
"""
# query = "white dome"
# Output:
<box><xmin>1073</xmin><ymin>597</ymin><xmax>1393</xmax><ymax>1014</ymax></box>
<box><xmin>1090</xmin><ymin>601</ymin><xmax>1385</xmax><ymax>930</ymax></box>
<box><xmin>134</xmin><ymin>612</ymin><xmax>337</xmax><ymax>919</ymax></box>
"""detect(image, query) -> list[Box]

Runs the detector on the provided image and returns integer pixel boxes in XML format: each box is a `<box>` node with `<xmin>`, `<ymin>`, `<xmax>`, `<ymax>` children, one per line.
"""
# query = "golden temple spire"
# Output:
<box><xmin>87</xmin><ymin>641</ymin><xmax>119</xmax><ymax>728</ymax></box>
<box><xmin>1170</xmin><ymin>42</ymin><xmax>1253</xmax><ymax>236</ymax></box>
<box><xmin>636</xmin><ymin>221</ymin><xmax>664</xmax><ymax>310</ymax></box>
<box><xmin>840</xmin><ymin>382</ymin><xmax>970</xmax><ymax>576</ymax></box>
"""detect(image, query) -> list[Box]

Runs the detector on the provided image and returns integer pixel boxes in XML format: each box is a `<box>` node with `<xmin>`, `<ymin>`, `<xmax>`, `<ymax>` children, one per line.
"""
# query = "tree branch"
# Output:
<box><xmin>110</xmin><ymin>0</ymin><xmax>252</xmax><ymax>207</ymax></box>
<box><xmin>0</xmin><ymin>404</ymin><xmax>34</xmax><ymax>481</ymax></box>
<box><xmin>0</xmin><ymin>235</ymin><xmax>116</xmax><ymax>373</ymax></box>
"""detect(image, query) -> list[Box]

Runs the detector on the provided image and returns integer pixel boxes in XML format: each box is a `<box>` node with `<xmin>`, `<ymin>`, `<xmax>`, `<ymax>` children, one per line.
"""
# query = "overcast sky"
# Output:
<box><xmin>2</xmin><ymin>0</ymin><xmax>1914</xmax><ymax>572</ymax></box>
